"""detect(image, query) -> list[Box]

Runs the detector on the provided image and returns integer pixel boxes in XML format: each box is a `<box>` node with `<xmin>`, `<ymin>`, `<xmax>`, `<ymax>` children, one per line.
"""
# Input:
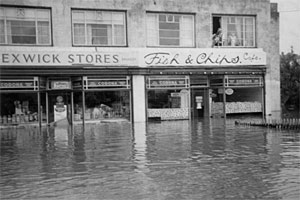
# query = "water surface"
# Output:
<box><xmin>1</xmin><ymin>119</ymin><xmax>299</xmax><ymax>199</ymax></box>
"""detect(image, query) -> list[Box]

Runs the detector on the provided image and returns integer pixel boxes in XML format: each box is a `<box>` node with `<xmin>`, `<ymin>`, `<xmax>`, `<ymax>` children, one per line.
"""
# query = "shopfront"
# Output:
<box><xmin>209</xmin><ymin>75</ymin><xmax>264</xmax><ymax>118</ymax></box>
<box><xmin>0</xmin><ymin>77</ymin><xmax>43</xmax><ymax>125</ymax></box>
<box><xmin>146</xmin><ymin>76</ymin><xmax>190</xmax><ymax>120</ymax></box>
<box><xmin>0</xmin><ymin>47</ymin><xmax>267</xmax><ymax>125</ymax></box>
<box><xmin>43</xmin><ymin>76</ymin><xmax>131</xmax><ymax>125</ymax></box>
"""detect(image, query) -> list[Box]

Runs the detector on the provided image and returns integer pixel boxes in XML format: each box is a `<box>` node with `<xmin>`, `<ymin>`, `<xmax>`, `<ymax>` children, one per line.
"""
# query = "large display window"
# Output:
<box><xmin>80</xmin><ymin>76</ymin><xmax>131</xmax><ymax>122</ymax></box>
<box><xmin>209</xmin><ymin>75</ymin><xmax>264</xmax><ymax>117</ymax></box>
<box><xmin>224</xmin><ymin>75</ymin><xmax>264</xmax><ymax>114</ymax></box>
<box><xmin>147</xmin><ymin>76</ymin><xmax>190</xmax><ymax>120</ymax></box>
<box><xmin>0</xmin><ymin>77</ymin><xmax>42</xmax><ymax>125</ymax></box>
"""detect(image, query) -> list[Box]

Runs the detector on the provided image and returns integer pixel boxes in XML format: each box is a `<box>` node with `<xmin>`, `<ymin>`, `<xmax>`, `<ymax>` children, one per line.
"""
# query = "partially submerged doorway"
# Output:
<box><xmin>47</xmin><ymin>91</ymin><xmax>72</xmax><ymax>125</ymax></box>
<box><xmin>191</xmin><ymin>88</ymin><xmax>209</xmax><ymax>119</ymax></box>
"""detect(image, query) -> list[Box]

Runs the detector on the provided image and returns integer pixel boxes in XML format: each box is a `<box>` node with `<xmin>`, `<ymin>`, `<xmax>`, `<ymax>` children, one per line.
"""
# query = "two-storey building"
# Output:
<box><xmin>0</xmin><ymin>0</ymin><xmax>280</xmax><ymax>126</ymax></box>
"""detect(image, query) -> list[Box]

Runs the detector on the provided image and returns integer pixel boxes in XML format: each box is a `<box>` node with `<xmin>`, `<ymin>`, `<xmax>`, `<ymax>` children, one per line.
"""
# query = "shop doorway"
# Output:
<box><xmin>191</xmin><ymin>89</ymin><xmax>209</xmax><ymax>119</ymax></box>
<box><xmin>47</xmin><ymin>92</ymin><xmax>72</xmax><ymax>125</ymax></box>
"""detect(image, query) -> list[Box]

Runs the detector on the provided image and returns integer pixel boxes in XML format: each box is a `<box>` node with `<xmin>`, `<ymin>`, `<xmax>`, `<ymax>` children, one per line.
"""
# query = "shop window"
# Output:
<box><xmin>212</xmin><ymin>15</ymin><xmax>255</xmax><ymax>47</ymax></box>
<box><xmin>0</xmin><ymin>93</ymin><xmax>40</xmax><ymax>124</ymax></box>
<box><xmin>148</xmin><ymin>90</ymin><xmax>189</xmax><ymax>109</ymax></box>
<box><xmin>147</xmin><ymin>89</ymin><xmax>190</xmax><ymax>120</ymax></box>
<box><xmin>0</xmin><ymin>7</ymin><xmax>51</xmax><ymax>45</ymax></box>
<box><xmin>72</xmin><ymin>10</ymin><xmax>126</xmax><ymax>46</ymax></box>
<box><xmin>147</xmin><ymin>13</ymin><xmax>194</xmax><ymax>47</ymax></box>
<box><xmin>80</xmin><ymin>91</ymin><xmax>130</xmax><ymax>121</ymax></box>
<box><xmin>225</xmin><ymin>88</ymin><xmax>263</xmax><ymax>114</ymax></box>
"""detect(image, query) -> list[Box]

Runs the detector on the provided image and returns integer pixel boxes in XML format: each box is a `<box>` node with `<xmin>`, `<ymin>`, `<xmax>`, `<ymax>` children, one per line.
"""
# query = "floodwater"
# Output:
<box><xmin>0</xmin><ymin>119</ymin><xmax>299</xmax><ymax>200</ymax></box>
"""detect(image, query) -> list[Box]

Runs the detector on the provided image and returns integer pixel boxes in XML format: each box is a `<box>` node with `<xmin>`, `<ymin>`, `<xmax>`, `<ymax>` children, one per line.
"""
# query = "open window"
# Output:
<box><xmin>212</xmin><ymin>15</ymin><xmax>255</xmax><ymax>47</ymax></box>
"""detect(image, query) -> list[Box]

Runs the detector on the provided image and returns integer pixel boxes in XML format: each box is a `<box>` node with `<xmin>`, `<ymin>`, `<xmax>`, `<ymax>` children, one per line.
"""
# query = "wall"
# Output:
<box><xmin>265</xmin><ymin>3</ymin><xmax>281</xmax><ymax>119</ymax></box>
<box><xmin>0</xmin><ymin>0</ymin><xmax>281</xmax><ymax>119</ymax></box>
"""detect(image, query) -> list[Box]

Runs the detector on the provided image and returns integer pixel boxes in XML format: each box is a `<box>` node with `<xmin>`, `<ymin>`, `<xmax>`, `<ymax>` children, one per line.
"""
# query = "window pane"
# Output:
<box><xmin>147</xmin><ymin>14</ymin><xmax>158</xmax><ymax>46</ymax></box>
<box><xmin>180</xmin><ymin>16</ymin><xmax>193</xmax><ymax>46</ymax></box>
<box><xmin>114</xmin><ymin>25</ymin><xmax>125</xmax><ymax>45</ymax></box>
<box><xmin>74</xmin><ymin>23</ymin><xmax>85</xmax><ymax>44</ymax></box>
<box><xmin>159</xmin><ymin>22</ymin><xmax>179</xmax><ymax>30</ymax></box>
<box><xmin>9</xmin><ymin>20</ymin><xmax>36</xmax><ymax>44</ymax></box>
<box><xmin>148</xmin><ymin>13</ymin><xmax>194</xmax><ymax>47</ymax></box>
<box><xmin>12</xmin><ymin>36</ymin><xmax>36</xmax><ymax>44</ymax></box>
<box><xmin>73</xmin><ymin>11</ymin><xmax>85</xmax><ymax>22</ymax></box>
<box><xmin>0</xmin><ymin>20</ymin><xmax>5</xmax><ymax>43</ymax></box>
<box><xmin>159</xmin><ymin>30</ymin><xmax>179</xmax><ymax>38</ymax></box>
<box><xmin>160</xmin><ymin>38</ymin><xmax>179</xmax><ymax>46</ymax></box>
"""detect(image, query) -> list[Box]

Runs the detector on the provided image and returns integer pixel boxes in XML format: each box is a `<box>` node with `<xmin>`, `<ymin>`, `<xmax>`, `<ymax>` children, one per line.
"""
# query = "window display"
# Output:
<box><xmin>75</xmin><ymin>91</ymin><xmax>130</xmax><ymax>121</ymax></box>
<box><xmin>0</xmin><ymin>93</ymin><xmax>39</xmax><ymax>124</ymax></box>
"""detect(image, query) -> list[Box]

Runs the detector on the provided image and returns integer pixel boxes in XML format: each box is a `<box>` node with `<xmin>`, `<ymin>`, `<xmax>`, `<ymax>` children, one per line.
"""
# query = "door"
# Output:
<box><xmin>47</xmin><ymin>92</ymin><xmax>72</xmax><ymax>125</ymax></box>
<box><xmin>191</xmin><ymin>88</ymin><xmax>209</xmax><ymax>119</ymax></box>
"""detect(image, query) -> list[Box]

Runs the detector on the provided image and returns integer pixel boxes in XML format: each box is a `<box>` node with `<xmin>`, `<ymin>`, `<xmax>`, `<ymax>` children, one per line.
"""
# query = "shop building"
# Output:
<box><xmin>0</xmin><ymin>0</ymin><xmax>280</xmax><ymax>126</ymax></box>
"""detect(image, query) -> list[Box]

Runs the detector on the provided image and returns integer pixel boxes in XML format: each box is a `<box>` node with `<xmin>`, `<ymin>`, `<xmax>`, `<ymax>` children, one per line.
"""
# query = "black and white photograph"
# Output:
<box><xmin>0</xmin><ymin>0</ymin><xmax>299</xmax><ymax>199</ymax></box>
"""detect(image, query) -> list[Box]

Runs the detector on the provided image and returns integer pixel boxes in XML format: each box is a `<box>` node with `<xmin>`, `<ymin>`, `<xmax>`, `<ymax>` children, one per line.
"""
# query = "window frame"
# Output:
<box><xmin>0</xmin><ymin>6</ymin><xmax>52</xmax><ymax>46</ymax></box>
<box><xmin>212</xmin><ymin>14</ymin><xmax>256</xmax><ymax>48</ymax></box>
<box><xmin>146</xmin><ymin>12</ymin><xmax>195</xmax><ymax>48</ymax></box>
<box><xmin>71</xmin><ymin>9</ymin><xmax>127</xmax><ymax>47</ymax></box>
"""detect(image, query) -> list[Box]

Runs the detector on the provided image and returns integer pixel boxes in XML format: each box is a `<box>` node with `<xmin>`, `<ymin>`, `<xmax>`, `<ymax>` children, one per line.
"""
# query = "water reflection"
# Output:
<box><xmin>0</xmin><ymin>120</ymin><xmax>299</xmax><ymax>200</ymax></box>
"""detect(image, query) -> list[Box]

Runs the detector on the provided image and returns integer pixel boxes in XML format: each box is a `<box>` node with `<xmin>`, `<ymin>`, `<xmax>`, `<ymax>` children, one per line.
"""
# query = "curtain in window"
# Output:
<box><xmin>245</xmin><ymin>18</ymin><xmax>254</xmax><ymax>46</ymax></box>
<box><xmin>0</xmin><ymin>20</ymin><xmax>5</xmax><ymax>43</ymax></box>
<box><xmin>114</xmin><ymin>24</ymin><xmax>124</xmax><ymax>45</ymax></box>
<box><xmin>180</xmin><ymin>16</ymin><xmax>193</xmax><ymax>46</ymax></box>
<box><xmin>221</xmin><ymin>17</ymin><xmax>228</xmax><ymax>45</ymax></box>
<box><xmin>6</xmin><ymin>21</ymin><xmax>12</xmax><ymax>43</ymax></box>
<box><xmin>74</xmin><ymin>23</ymin><xmax>85</xmax><ymax>44</ymax></box>
<box><xmin>235</xmin><ymin>17</ymin><xmax>242</xmax><ymax>46</ymax></box>
<box><xmin>147</xmin><ymin>14</ymin><xmax>158</xmax><ymax>46</ymax></box>
<box><xmin>37</xmin><ymin>21</ymin><xmax>50</xmax><ymax>44</ymax></box>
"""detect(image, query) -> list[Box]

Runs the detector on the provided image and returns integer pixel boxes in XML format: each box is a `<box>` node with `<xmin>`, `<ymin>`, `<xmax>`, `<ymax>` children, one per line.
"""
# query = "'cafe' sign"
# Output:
<box><xmin>0</xmin><ymin>47</ymin><xmax>266</xmax><ymax>67</ymax></box>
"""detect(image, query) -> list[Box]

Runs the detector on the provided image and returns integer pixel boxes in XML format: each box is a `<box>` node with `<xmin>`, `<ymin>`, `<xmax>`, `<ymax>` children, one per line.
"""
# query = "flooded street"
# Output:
<box><xmin>1</xmin><ymin>119</ymin><xmax>300</xmax><ymax>200</ymax></box>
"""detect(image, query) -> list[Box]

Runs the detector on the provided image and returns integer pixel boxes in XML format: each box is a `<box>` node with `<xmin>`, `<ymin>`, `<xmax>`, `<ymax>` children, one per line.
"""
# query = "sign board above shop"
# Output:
<box><xmin>0</xmin><ymin>77</ymin><xmax>39</xmax><ymax>91</ymax></box>
<box><xmin>0</xmin><ymin>47</ymin><xmax>266</xmax><ymax>68</ymax></box>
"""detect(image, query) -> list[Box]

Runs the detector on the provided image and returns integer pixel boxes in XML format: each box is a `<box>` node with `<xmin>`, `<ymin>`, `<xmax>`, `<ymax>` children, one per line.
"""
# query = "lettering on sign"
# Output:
<box><xmin>0</xmin><ymin>81</ymin><xmax>34</xmax><ymax>88</ymax></box>
<box><xmin>1</xmin><ymin>53</ymin><xmax>120</xmax><ymax>65</ymax></box>
<box><xmin>88</xmin><ymin>80</ymin><xmax>127</xmax><ymax>87</ymax></box>
<box><xmin>227</xmin><ymin>78</ymin><xmax>262</xmax><ymax>86</ymax></box>
<box><xmin>51</xmin><ymin>81</ymin><xmax>71</xmax><ymax>90</ymax></box>
<box><xmin>0</xmin><ymin>48</ymin><xmax>266</xmax><ymax>67</ymax></box>
<box><xmin>148</xmin><ymin>78</ymin><xmax>188</xmax><ymax>89</ymax></box>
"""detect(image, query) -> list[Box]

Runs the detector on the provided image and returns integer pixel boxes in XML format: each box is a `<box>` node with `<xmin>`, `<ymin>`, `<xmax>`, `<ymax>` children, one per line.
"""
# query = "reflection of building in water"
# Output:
<box><xmin>0</xmin><ymin>1</ymin><xmax>280</xmax><ymax>125</ymax></box>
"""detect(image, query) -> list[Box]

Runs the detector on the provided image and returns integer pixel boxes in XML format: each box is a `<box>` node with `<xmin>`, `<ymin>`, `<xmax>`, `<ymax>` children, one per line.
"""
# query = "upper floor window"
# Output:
<box><xmin>147</xmin><ymin>13</ymin><xmax>194</xmax><ymax>47</ymax></box>
<box><xmin>212</xmin><ymin>15</ymin><xmax>255</xmax><ymax>47</ymax></box>
<box><xmin>72</xmin><ymin>10</ymin><xmax>126</xmax><ymax>46</ymax></box>
<box><xmin>0</xmin><ymin>7</ymin><xmax>51</xmax><ymax>45</ymax></box>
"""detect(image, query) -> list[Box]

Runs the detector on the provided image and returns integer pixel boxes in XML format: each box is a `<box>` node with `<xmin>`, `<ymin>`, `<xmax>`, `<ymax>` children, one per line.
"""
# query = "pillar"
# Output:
<box><xmin>132</xmin><ymin>75</ymin><xmax>146</xmax><ymax>122</ymax></box>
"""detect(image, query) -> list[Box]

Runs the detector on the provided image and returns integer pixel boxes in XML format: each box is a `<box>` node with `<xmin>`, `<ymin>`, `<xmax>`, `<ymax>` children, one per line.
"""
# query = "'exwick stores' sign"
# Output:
<box><xmin>0</xmin><ymin>47</ymin><xmax>266</xmax><ymax>68</ymax></box>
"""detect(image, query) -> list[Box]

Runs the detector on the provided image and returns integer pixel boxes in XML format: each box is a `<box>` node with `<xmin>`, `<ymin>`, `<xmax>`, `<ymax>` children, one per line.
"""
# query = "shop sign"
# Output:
<box><xmin>171</xmin><ymin>93</ymin><xmax>181</xmax><ymax>97</ymax></box>
<box><xmin>0</xmin><ymin>79</ymin><xmax>38</xmax><ymax>91</ymax></box>
<box><xmin>148</xmin><ymin>79</ymin><xmax>188</xmax><ymax>88</ymax></box>
<box><xmin>225</xmin><ymin>88</ymin><xmax>234</xmax><ymax>95</ymax></box>
<box><xmin>142</xmin><ymin>49</ymin><xmax>266</xmax><ymax>67</ymax></box>
<box><xmin>0</xmin><ymin>81</ymin><xmax>34</xmax><ymax>88</ymax></box>
<box><xmin>51</xmin><ymin>81</ymin><xmax>71</xmax><ymax>90</ymax></box>
<box><xmin>84</xmin><ymin>77</ymin><xmax>131</xmax><ymax>90</ymax></box>
<box><xmin>88</xmin><ymin>80</ymin><xmax>127</xmax><ymax>87</ymax></box>
<box><xmin>226</xmin><ymin>77</ymin><xmax>262</xmax><ymax>86</ymax></box>
<box><xmin>1</xmin><ymin>47</ymin><xmax>266</xmax><ymax>67</ymax></box>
